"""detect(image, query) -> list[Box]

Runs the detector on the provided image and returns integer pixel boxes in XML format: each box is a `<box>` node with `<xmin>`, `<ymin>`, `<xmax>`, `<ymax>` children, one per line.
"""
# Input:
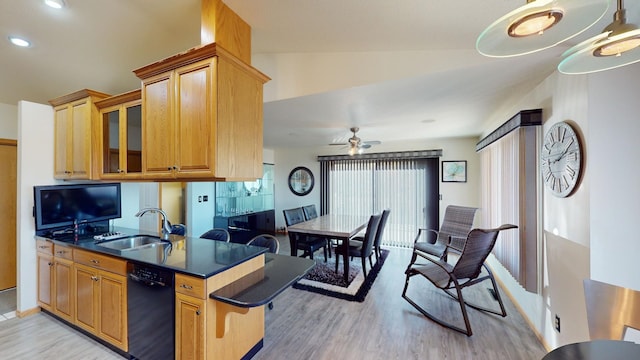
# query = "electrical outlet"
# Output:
<box><xmin>554</xmin><ymin>314</ymin><xmax>561</xmax><ymax>333</ymax></box>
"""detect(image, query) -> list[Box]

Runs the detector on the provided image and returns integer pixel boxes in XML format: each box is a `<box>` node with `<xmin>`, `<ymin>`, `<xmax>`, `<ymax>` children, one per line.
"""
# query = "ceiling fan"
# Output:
<box><xmin>330</xmin><ymin>127</ymin><xmax>382</xmax><ymax>155</ymax></box>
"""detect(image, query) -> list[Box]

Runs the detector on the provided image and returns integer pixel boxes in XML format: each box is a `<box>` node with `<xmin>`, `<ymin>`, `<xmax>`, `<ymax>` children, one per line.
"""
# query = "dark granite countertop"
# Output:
<box><xmin>36</xmin><ymin>226</ymin><xmax>267</xmax><ymax>278</ymax></box>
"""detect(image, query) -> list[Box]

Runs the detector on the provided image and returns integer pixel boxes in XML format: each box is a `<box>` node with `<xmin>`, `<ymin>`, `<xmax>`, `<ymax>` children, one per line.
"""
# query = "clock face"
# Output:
<box><xmin>541</xmin><ymin>122</ymin><xmax>582</xmax><ymax>197</ymax></box>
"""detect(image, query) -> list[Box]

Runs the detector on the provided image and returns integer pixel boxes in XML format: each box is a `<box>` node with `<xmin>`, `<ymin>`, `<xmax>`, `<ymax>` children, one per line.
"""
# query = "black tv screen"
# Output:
<box><xmin>34</xmin><ymin>183</ymin><xmax>122</xmax><ymax>232</ymax></box>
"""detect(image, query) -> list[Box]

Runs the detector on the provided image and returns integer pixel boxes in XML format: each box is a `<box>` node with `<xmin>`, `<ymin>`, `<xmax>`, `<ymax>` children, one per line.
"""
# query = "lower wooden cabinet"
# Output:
<box><xmin>36</xmin><ymin>243</ymin><xmax>128</xmax><ymax>352</ymax></box>
<box><xmin>53</xmin><ymin>257</ymin><xmax>74</xmax><ymax>323</ymax></box>
<box><xmin>176</xmin><ymin>292</ymin><xmax>206</xmax><ymax>360</ymax></box>
<box><xmin>36</xmin><ymin>251</ymin><xmax>53</xmax><ymax>311</ymax></box>
<box><xmin>73</xmin><ymin>251</ymin><xmax>128</xmax><ymax>352</ymax></box>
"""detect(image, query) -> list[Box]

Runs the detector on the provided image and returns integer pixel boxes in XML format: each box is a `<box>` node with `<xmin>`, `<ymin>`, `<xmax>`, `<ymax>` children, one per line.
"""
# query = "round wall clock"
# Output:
<box><xmin>541</xmin><ymin>121</ymin><xmax>582</xmax><ymax>197</ymax></box>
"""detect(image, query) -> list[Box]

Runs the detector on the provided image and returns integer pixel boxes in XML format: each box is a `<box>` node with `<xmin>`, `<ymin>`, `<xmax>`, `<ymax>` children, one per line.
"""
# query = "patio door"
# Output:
<box><xmin>320</xmin><ymin>155</ymin><xmax>439</xmax><ymax>248</ymax></box>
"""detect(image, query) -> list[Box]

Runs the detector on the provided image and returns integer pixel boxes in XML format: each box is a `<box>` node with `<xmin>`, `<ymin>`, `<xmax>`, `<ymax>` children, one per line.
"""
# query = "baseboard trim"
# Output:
<box><xmin>16</xmin><ymin>306</ymin><xmax>41</xmax><ymax>318</ymax></box>
<box><xmin>488</xmin><ymin>263</ymin><xmax>551</xmax><ymax>352</ymax></box>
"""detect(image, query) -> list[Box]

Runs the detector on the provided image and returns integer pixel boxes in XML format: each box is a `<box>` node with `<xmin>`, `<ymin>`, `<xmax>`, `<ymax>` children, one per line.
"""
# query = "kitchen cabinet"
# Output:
<box><xmin>73</xmin><ymin>249</ymin><xmax>128</xmax><ymax>351</ymax></box>
<box><xmin>134</xmin><ymin>43</ymin><xmax>270</xmax><ymax>181</ymax></box>
<box><xmin>174</xmin><ymin>255</ymin><xmax>265</xmax><ymax>360</ymax></box>
<box><xmin>36</xmin><ymin>240</ymin><xmax>53</xmax><ymax>311</ymax></box>
<box><xmin>176</xmin><ymin>292</ymin><xmax>206</xmax><ymax>360</ymax></box>
<box><xmin>36</xmin><ymin>240</ymin><xmax>74</xmax><ymax>321</ymax></box>
<box><xmin>52</xmin><ymin>244</ymin><xmax>74</xmax><ymax>323</ymax></box>
<box><xmin>49</xmin><ymin>89</ymin><xmax>110</xmax><ymax>179</ymax></box>
<box><xmin>95</xmin><ymin>89</ymin><xmax>143</xmax><ymax>180</ymax></box>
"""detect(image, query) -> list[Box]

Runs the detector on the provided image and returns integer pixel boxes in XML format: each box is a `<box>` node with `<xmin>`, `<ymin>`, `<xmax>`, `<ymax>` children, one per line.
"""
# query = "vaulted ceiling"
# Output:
<box><xmin>2</xmin><ymin>0</ymin><xmax>636</xmax><ymax>149</ymax></box>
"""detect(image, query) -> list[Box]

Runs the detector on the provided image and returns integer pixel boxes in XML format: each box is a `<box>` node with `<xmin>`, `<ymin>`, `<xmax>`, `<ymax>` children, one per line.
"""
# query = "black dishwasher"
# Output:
<box><xmin>127</xmin><ymin>262</ymin><xmax>175</xmax><ymax>360</ymax></box>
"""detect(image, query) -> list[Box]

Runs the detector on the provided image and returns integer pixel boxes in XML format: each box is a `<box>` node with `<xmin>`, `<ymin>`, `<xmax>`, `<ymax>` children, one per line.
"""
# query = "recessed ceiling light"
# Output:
<box><xmin>44</xmin><ymin>0</ymin><xmax>65</xmax><ymax>9</ymax></box>
<box><xmin>9</xmin><ymin>36</ymin><xmax>31</xmax><ymax>47</ymax></box>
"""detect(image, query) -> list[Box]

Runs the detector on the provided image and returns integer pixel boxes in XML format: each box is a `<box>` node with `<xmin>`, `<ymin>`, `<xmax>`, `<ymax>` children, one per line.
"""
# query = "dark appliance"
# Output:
<box><xmin>127</xmin><ymin>262</ymin><xmax>175</xmax><ymax>360</ymax></box>
<box><xmin>33</xmin><ymin>182</ymin><xmax>121</xmax><ymax>235</ymax></box>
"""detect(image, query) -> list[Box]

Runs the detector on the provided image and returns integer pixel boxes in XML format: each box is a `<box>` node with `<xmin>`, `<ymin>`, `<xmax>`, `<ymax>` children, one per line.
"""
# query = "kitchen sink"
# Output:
<box><xmin>97</xmin><ymin>235</ymin><xmax>165</xmax><ymax>251</ymax></box>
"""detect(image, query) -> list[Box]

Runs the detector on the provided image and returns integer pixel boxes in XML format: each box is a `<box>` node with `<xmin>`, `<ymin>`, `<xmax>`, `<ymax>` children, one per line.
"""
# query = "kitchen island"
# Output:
<box><xmin>35</xmin><ymin>227</ymin><xmax>313</xmax><ymax>360</ymax></box>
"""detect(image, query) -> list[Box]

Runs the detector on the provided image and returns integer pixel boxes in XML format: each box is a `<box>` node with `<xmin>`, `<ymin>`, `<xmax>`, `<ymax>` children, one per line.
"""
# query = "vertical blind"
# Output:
<box><xmin>477</xmin><ymin>111</ymin><xmax>541</xmax><ymax>293</ymax></box>
<box><xmin>319</xmin><ymin>154</ymin><xmax>439</xmax><ymax>248</ymax></box>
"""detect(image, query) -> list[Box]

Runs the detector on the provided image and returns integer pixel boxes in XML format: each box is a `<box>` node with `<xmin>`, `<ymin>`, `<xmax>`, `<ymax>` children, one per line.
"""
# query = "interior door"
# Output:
<box><xmin>0</xmin><ymin>139</ymin><xmax>17</xmax><ymax>290</ymax></box>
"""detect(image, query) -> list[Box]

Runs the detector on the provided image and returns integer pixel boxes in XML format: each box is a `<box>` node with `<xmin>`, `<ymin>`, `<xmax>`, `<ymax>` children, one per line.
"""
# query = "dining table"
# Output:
<box><xmin>286</xmin><ymin>214</ymin><xmax>369</xmax><ymax>282</ymax></box>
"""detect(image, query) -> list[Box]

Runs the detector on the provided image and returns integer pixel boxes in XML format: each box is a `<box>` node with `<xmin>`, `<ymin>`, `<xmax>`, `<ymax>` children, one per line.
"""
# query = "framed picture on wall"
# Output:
<box><xmin>442</xmin><ymin>160</ymin><xmax>467</xmax><ymax>183</ymax></box>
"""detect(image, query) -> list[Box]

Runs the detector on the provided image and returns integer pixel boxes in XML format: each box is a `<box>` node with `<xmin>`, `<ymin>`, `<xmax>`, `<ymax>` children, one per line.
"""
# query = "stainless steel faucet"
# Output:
<box><xmin>135</xmin><ymin>208</ymin><xmax>172</xmax><ymax>240</ymax></box>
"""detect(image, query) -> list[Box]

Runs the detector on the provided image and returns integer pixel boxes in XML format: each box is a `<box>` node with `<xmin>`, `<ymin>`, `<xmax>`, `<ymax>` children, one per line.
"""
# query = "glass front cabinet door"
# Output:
<box><xmin>95</xmin><ymin>89</ymin><xmax>143</xmax><ymax>179</ymax></box>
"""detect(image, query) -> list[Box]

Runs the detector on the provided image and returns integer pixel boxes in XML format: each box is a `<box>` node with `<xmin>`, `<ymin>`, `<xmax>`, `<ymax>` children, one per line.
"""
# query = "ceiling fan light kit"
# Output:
<box><xmin>330</xmin><ymin>127</ymin><xmax>381</xmax><ymax>156</ymax></box>
<box><xmin>558</xmin><ymin>0</ymin><xmax>640</xmax><ymax>74</ymax></box>
<box><xmin>476</xmin><ymin>0</ymin><xmax>610</xmax><ymax>57</ymax></box>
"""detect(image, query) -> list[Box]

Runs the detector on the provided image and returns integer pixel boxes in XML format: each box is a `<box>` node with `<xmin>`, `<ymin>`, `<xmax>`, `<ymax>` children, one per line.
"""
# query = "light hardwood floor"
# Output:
<box><xmin>0</xmin><ymin>239</ymin><xmax>546</xmax><ymax>359</ymax></box>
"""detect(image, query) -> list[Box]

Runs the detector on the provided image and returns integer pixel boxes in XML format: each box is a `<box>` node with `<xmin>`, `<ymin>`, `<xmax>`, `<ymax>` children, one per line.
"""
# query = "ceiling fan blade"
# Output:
<box><xmin>360</xmin><ymin>143</ymin><xmax>372</xmax><ymax>149</ymax></box>
<box><xmin>363</xmin><ymin>140</ymin><xmax>381</xmax><ymax>145</ymax></box>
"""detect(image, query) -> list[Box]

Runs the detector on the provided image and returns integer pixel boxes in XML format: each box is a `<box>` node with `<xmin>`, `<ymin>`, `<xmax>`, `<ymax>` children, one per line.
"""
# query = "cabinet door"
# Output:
<box><xmin>176</xmin><ymin>292</ymin><xmax>205</xmax><ymax>360</ymax></box>
<box><xmin>53</xmin><ymin>258</ymin><xmax>74</xmax><ymax>322</ymax></box>
<box><xmin>37</xmin><ymin>253</ymin><xmax>53</xmax><ymax>311</ymax></box>
<box><xmin>69</xmin><ymin>98</ymin><xmax>92</xmax><ymax>179</ymax></box>
<box><xmin>215</xmin><ymin>57</ymin><xmax>264</xmax><ymax>179</ymax></box>
<box><xmin>142</xmin><ymin>72</ymin><xmax>175</xmax><ymax>178</ymax></box>
<box><xmin>174</xmin><ymin>59</ymin><xmax>214</xmax><ymax>177</ymax></box>
<box><xmin>53</xmin><ymin>106</ymin><xmax>71</xmax><ymax>178</ymax></box>
<box><xmin>101</xmin><ymin>107</ymin><xmax>121</xmax><ymax>175</ymax></box>
<box><xmin>98</xmin><ymin>271</ymin><xmax>128</xmax><ymax>351</ymax></box>
<box><xmin>74</xmin><ymin>263</ymin><xmax>99</xmax><ymax>334</ymax></box>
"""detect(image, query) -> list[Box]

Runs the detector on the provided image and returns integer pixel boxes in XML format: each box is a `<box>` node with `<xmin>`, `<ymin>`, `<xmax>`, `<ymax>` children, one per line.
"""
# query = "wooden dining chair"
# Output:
<box><xmin>335</xmin><ymin>213</ymin><xmax>382</xmax><ymax>277</ymax></box>
<box><xmin>283</xmin><ymin>207</ymin><xmax>328</xmax><ymax>261</ymax></box>
<box><xmin>350</xmin><ymin>208</ymin><xmax>390</xmax><ymax>262</ymax></box>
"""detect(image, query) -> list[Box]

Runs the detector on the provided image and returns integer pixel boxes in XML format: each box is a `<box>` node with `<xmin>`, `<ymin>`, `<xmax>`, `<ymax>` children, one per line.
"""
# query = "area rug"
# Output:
<box><xmin>293</xmin><ymin>249</ymin><xmax>389</xmax><ymax>302</ymax></box>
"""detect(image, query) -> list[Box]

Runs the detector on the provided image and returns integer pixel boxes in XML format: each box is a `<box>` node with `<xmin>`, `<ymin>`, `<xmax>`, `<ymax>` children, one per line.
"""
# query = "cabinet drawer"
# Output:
<box><xmin>36</xmin><ymin>239</ymin><xmax>53</xmax><ymax>255</ymax></box>
<box><xmin>175</xmin><ymin>273</ymin><xmax>206</xmax><ymax>299</ymax></box>
<box><xmin>75</xmin><ymin>249</ymin><xmax>127</xmax><ymax>276</ymax></box>
<box><xmin>53</xmin><ymin>244</ymin><xmax>73</xmax><ymax>260</ymax></box>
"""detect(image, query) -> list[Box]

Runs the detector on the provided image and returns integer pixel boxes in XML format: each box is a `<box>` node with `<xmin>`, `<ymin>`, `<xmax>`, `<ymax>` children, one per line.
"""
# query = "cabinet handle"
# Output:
<box><xmin>196</xmin><ymin>309</ymin><xmax>201</xmax><ymax>315</ymax></box>
<box><xmin>38</xmin><ymin>245</ymin><xmax>48</xmax><ymax>249</ymax></box>
<box><xmin>48</xmin><ymin>262</ymin><xmax>53</xmax><ymax>266</ymax></box>
<box><xmin>56</xmin><ymin>250</ymin><xmax>65</xmax><ymax>255</ymax></box>
<box><xmin>167</xmin><ymin>167</ymin><xmax>172</xmax><ymax>170</ymax></box>
<box><xmin>90</xmin><ymin>259</ymin><xmax>100</xmax><ymax>264</ymax></box>
<box><xmin>91</xmin><ymin>276</ymin><xmax>99</xmax><ymax>281</ymax></box>
<box><xmin>180</xmin><ymin>284</ymin><xmax>193</xmax><ymax>290</ymax></box>
<box><xmin>173</xmin><ymin>166</ymin><xmax>178</xmax><ymax>170</ymax></box>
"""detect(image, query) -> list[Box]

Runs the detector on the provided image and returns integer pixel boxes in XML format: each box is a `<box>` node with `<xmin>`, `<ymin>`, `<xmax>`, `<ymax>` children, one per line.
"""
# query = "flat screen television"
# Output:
<box><xmin>33</xmin><ymin>182</ymin><xmax>121</xmax><ymax>233</ymax></box>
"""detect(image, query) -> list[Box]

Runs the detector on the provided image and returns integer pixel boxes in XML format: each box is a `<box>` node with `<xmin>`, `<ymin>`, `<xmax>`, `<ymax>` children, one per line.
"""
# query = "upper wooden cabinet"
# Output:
<box><xmin>95</xmin><ymin>90</ymin><xmax>143</xmax><ymax>180</ymax></box>
<box><xmin>133</xmin><ymin>43</ymin><xmax>270</xmax><ymax>181</ymax></box>
<box><xmin>49</xmin><ymin>89</ymin><xmax>111</xmax><ymax>180</ymax></box>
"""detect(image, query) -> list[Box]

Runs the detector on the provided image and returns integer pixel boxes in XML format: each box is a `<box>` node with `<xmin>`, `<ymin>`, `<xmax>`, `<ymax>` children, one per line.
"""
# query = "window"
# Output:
<box><xmin>319</xmin><ymin>152</ymin><xmax>440</xmax><ymax>248</ymax></box>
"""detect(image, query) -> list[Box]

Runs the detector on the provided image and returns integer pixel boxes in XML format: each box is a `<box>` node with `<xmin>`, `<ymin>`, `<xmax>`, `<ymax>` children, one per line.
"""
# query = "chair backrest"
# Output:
<box><xmin>373</xmin><ymin>209</ymin><xmax>390</xmax><ymax>249</ymax></box>
<box><xmin>452</xmin><ymin>224</ymin><xmax>517</xmax><ymax>280</ymax></box>
<box><xmin>302</xmin><ymin>204</ymin><xmax>318</xmax><ymax>221</ymax></box>
<box><xmin>283</xmin><ymin>207</ymin><xmax>305</xmax><ymax>226</ymax></box>
<box><xmin>437</xmin><ymin>205</ymin><xmax>478</xmax><ymax>250</ymax></box>
<box><xmin>584</xmin><ymin>279</ymin><xmax>640</xmax><ymax>341</ymax></box>
<box><xmin>247</xmin><ymin>234</ymin><xmax>280</xmax><ymax>254</ymax></box>
<box><xmin>360</xmin><ymin>213</ymin><xmax>382</xmax><ymax>257</ymax></box>
<box><xmin>200</xmin><ymin>228</ymin><xmax>230</xmax><ymax>242</ymax></box>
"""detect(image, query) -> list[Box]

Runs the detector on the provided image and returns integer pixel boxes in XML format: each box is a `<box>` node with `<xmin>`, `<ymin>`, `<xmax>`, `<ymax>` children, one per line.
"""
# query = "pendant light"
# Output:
<box><xmin>558</xmin><ymin>0</ymin><xmax>640</xmax><ymax>74</ymax></box>
<box><xmin>476</xmin><ymin>0</ymin><xmax>611</xmax><ymax>57</ymax></box>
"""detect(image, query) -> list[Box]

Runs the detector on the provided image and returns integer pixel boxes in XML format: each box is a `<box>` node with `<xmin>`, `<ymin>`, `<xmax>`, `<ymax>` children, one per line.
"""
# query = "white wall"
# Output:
<box><xmin>480</xmin><ymin>67</ymin><xmax>640</xmax><ymax>350</ymax></box>
<box><xmin>272</xmin><ymin>136</ymin><xmax>480</xmax><ymax>230</ymax></box>
<box><xmin>0</xmin><ymin>103</ymin><xmax>18</xmax><ymax>140</ymax></box>
<box><xmin>589</xmin><ymin>65</ymin><xmax>640</xmax><ymax>290</ymax></box>
<box><xmin>186</xmin><ymin>182</ymin><xmax>216</xmax><ymax>237</ymax></box>
<box><xmin>16</xmin><ymin>101</ymin><xmax>56</xmax><ymax>313</ymax></box>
